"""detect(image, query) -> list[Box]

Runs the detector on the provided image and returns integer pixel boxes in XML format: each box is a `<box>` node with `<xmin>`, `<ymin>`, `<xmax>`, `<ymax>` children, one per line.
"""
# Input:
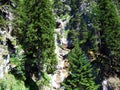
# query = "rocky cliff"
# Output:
<box><xmin>0</xmin><ymin>3</ymin><xmax>16</xmax><ymax>79</ymax></box>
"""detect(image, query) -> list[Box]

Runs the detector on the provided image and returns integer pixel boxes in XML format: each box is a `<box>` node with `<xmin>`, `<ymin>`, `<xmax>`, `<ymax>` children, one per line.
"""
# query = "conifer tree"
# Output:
<box><xmin>13</xmin><ymin>0</ymin><xmax>57</xmax><ymax>79</ymax></box>
<box><xmin>68</xmin><ymin>0</ymin><xmax>99</xmax><ymax>49</ymax></box>
<box><xmin>68</xmin><ymin>0</ymin><xmax>82</xmax><ymax>47</ymax></box>
<box><xmin>88</xmin><ymin>1</ymin><xmax>100</xmax><ymax>52</ymax></box>
<box><xmin>63</xmin><ymin>41</ymin><xmax>99</xmax><ymax>90</ymax></box>
<box><xmin>97</xmin><ymin>0</ymin><xmax>120</xmax><ymax>75</ymax></box>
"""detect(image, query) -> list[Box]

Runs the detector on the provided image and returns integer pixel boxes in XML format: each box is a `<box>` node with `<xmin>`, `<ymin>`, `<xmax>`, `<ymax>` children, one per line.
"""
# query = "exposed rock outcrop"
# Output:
<box><xmin>0</xmin><ymin>28</ymin><xmax>10</xmax><ymax>79</ymax></box>
<box><xmin>48</xmin><ymin>16</ymin><xmax>71</xmax><ymax>90</ymax></box>
<box><xmin>0</xmin><ymin>4</ymin><xmax>15</xmax><ymax>79</ymax></box>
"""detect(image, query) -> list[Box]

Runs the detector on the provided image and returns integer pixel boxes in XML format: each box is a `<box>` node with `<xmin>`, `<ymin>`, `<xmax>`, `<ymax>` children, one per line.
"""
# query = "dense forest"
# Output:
<box><xmin>0</xmin><ymin>0</ymin><xmax>120</xmax><ymax>90</ymax></box>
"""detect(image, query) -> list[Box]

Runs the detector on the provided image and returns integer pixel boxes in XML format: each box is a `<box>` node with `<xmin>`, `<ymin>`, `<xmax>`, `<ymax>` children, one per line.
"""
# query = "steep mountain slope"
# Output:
<box><xmin>0</xmin><ymin>0</ymin><xmax>120</xmax><ymax>90</ymax></box>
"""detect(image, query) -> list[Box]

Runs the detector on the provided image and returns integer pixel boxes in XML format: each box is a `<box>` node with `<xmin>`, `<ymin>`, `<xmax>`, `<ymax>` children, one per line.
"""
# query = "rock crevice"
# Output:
<box><xmin>49</xmin><ymin>16</ymin><xmax>71</xmax><ymax>90</ymax></box>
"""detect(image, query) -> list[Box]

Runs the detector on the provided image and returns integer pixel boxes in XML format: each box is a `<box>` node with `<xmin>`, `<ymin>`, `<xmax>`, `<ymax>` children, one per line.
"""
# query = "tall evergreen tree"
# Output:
<box><xmin>63</xmin><ymin>41</ymin><xmax>99</xmax><ymax>90</ymax></box>
<box><xmin>68</xmin><ymin>0</ymin><xmax>100</xmax><ymax>50</ymax></box>
<box><xmin>13</xmin><ymin>0</ymin><xmax>57</xmax><ymax>79</ymax></box>
<box><xmin>97</xmin><ymin>0</ymin><xmax>120</xmax><ymax>76</ymax></box>
<box><xmin>68</xmin><ymin>0</ymin><xmax>82</xmax><ymax>47</ymax></box>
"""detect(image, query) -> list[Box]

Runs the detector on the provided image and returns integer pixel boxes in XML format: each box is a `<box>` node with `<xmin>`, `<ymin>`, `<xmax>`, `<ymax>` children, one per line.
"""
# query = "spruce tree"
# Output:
<box><xmin>63</xmin><ymin>41</ymin><xmax>99</xmax><ymax>90</ymax></box>
<box><xmin>13</xmin><ymin>0</ymin><xmax>57</xmax><ymax>79</ymax></box>
<box><xmin>68</xmin><ymin>0</ymin><xmax>82</xmax><ymax>47</ymax></box>
<box><xmin>68</xmin><ymin>0</ymin><xmax>99</xmax><ymax>50</ymax></box>
<box><xmin>97</xmin><ymin>0</ymin><xmax>120</xmax><ymax>76</ymax></box>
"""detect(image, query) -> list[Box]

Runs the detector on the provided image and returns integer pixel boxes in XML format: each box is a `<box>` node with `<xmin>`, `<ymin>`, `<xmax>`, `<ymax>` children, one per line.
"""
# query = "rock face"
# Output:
<box><xmin>107</xmin><ymin>77</ymin><xmax>120</xmax><ymax>90</ymax></box>
<box><xmin>101</xmin><ymin>77</ymin><xmax>120</xmax><ymax>90</ymax></box>
<box><xmin>0</xmin><ymin>28</ymin><xmax>10</xmax><ymax>79</ymax></box>
<box><xmin>0</xmin><ymin>5</ymin><xmax>14</xmax><ymax>79</ymax></box>
<box><xmin>47</xmin><ymin>16</ymin><xmax>71</xmax><ymax>90</ymax></box>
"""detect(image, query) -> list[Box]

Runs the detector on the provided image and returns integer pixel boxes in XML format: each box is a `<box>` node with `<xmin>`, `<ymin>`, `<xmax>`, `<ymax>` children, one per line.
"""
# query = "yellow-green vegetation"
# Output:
<box><xmin>9</xmin><ymin>45</ymin><xmax>25</xmax><ymax>80</ymax></box>
<box><xmin>37</xmin><ymin>72</ymin><xmax>51</xmax><ymax>90</ymax></box>
<box><xmin>0</xmin><ymin>74</ymin><xmax>29</xmax><ymax>90</ymax></box>
<box><xmin>0</xmin><ymin>16</ymin><xmax>6</xmax><ymax>27</ymax></box>
<box><xmin>0</xmin><ymin>36</ymin><xmax>4</xmax><ymax>41</ymax></box>
<box><xmin>64</xmin><ymin>30</ymin><xmax>69</xmax><ymax>37</ymax></box>
<box><xmin>0</xmin><ymin>60</ymin><xmax>3</xmax><ymax>65</ymax></box>
<box><xmin>60</xmin><ymin>13</ymin><xmax>70</xmax><ymax>20</ymax></box>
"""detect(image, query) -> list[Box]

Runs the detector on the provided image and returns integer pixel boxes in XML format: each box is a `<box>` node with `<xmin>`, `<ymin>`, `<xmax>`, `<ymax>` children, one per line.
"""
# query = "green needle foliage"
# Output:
<box><xmin>13</xmin><ymin>0</ymin><xmax>57</xmax><ymax>78</ymax></box>
<box><xmin>63</xmin><ymin>41</ymin><xmax>99</xmax><ymax>90</ymax></box>
<box><xmin>0</xmin><ymin>74</ymin><xmax>29</xmax><ymax>90</ymax></box>
<box><xmin>98</xmin><ymin>0</ymin><xmax>120</xmax><ymax>54</ymax></box>
<box><xmin>24</xmin><ymin>0</ymin><xmax>57</xmax><ymax>74</ymax></box>
<box><xmin>97</xmin><ymin>0</ymin><xmax>120</xmax><ymax>76</ymax></box>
